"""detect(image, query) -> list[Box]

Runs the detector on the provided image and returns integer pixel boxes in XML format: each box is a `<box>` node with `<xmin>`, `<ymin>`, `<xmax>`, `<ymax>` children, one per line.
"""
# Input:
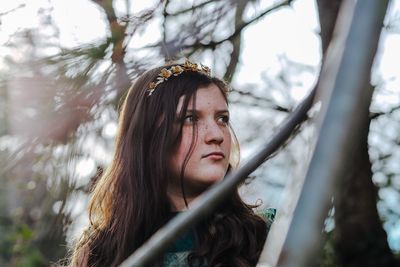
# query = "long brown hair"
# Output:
<box><xmin>70</xmin><ymin>62</ymin><xmax>267</xmax><ymax>267</ymax></box>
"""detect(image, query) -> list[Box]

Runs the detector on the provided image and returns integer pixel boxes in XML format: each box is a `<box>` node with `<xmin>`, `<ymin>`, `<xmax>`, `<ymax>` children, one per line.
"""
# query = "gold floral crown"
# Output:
<box><xmin>148</xmin><ymin>59</ymin><xmax>211</xmax><ymax>96</ymax></box>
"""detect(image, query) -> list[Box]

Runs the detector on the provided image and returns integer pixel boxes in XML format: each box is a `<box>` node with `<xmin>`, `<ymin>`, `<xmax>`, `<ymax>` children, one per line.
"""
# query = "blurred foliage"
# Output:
<box><xmin>0</xmin><ymin>221</ymin><xmax>47</xmax><ymax>267</ymax></box>
<box><xmin>315</xmin><ymin>231</ymin><xmax>340</xmax><ymax>267</ymax></box>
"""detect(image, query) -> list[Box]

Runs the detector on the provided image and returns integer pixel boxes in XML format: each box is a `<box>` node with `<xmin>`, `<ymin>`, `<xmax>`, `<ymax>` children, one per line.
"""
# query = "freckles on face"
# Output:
<box><xmin>168</xmin><ymin>84</ymin><xmax>232</xmax><ymax>196</ymax></box>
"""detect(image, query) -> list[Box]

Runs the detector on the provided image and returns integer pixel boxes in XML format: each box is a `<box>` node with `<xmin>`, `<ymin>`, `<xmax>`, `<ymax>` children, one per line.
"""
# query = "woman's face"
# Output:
<box><xmin>168</xmin><ymin>83</ymin><xmax>232</xmax><ymax>202</ymax></box>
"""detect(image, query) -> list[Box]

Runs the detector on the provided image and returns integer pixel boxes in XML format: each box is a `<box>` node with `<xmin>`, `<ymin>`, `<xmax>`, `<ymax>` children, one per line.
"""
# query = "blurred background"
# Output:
<box><xmin>0</xmin><ymin>0</ymin><xmax>399</xmax><ymax>266</ymax></box>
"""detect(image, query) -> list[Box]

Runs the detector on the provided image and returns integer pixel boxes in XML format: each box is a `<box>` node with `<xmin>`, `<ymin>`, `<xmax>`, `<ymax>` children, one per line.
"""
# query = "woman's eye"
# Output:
<box><xmin>218</xmin><ymin>115</ymin><xmax>229</xmax><ymax>124</ymax></box>
<box><xmin>183</xmin><ymin>115</ymin><xmax>197</xmax><ymax>123</ymax></box>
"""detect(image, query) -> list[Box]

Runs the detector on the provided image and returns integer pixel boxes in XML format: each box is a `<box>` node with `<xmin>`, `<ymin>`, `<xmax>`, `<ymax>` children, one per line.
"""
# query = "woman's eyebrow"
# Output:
<box><xmin>185</xmin><ymin>109</ymin><xmax>229</xmax><ymax>114</ymax></box>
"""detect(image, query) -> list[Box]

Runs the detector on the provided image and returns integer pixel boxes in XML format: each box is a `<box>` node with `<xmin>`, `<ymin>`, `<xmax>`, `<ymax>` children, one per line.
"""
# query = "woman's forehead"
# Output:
<box><xmin>175</xmin><ymin>84</ymin><xmax>228</xmax><ymax>112</ymax></box>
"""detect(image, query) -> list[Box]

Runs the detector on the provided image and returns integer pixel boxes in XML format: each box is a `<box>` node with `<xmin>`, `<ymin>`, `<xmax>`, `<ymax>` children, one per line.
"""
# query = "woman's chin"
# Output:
<box><xmin>197</xmin><ymin>177</ymin><xmax>220</xmax><ymax>187</ymax></box>
<box><xmin>199</xmin><ymin>172</ymin><xmax>226</xmax><ymax>185</ymax></box>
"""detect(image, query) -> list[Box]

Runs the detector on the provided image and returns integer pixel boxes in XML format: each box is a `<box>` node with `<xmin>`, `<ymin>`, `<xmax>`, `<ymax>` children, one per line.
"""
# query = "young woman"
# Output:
<box><xmin>70</xmin><ymin>60</ymin><xmax>275</xmax><ymax>267</ymax></box>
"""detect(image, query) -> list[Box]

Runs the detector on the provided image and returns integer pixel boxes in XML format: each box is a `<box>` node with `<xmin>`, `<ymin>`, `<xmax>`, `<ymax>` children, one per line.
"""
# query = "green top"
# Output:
<box><xmin>162</xmin><ymin>208</ymin><xmax>276</xmax><ymax>267</ymax></box>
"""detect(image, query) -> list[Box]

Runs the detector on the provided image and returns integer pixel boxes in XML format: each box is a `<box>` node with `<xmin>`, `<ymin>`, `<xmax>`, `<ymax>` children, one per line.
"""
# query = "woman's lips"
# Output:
<box><xmin>203</xmin><ymin>152</ymin><xmax>225</xmax><ymax>160</ymax></box>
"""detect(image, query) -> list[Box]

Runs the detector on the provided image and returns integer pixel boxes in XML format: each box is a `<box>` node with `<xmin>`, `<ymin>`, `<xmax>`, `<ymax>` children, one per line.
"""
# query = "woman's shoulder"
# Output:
<box><xmin>255</xmin><ymin>207</ymin><xmax>276</xmax><ymax>230</ymax></box>
<box><xmin>256</xmin><ymin>207</ymin><xmax>276</xmax><ymax>221</ymax></box>
<box><xmin>163</xmin><ymin>251</ymin><xmax>190</xmax><ymax>267</ymax></box>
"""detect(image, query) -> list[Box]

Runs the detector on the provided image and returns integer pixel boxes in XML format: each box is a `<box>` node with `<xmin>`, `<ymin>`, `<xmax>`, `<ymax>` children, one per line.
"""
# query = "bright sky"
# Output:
<box><xmin>1</xmin><ymin>0</ymin><xmax>398</xmax><ymax>94</ymax></box>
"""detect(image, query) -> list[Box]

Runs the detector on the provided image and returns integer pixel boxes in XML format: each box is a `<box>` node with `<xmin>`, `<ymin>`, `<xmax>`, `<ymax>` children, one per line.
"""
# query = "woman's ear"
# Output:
<box><xmin>229</xmin><ymin>126</ymin><xmax>240</xmax><ymax>169</ymax></box>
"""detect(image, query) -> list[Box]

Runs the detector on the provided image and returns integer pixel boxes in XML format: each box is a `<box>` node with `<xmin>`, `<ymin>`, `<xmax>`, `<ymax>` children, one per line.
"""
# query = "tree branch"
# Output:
<box><xmin>164</xmin><ymin>0</ymin><xmax>219</xmax><ymax>17</ymax></box>
<box><xmin>91</xmin><ymin>0</ymin><xmax>130</xmax><ymax>94</ymax></box>
<box><xmin>223</xmin><ymin>0</ymin><xmax>247</xmax><ymax>83</ymax></box>
<box><xmin>370</xmin><ymin>103</ymin><xmax>400</xmax><ymax>119</ymax></box>
<box><xmin>180</xmin><ymin>0</ymin><xmax>293</xmax><ymax>51</ymax></box>
<box><xmin>0</xmin><ymin>3</ymin><xmax>25</xmax><ymax>17</ymax></box>
<box><xmin>231</xmin><ymin>89</ymin><xmax>291</xmax><ymax>112</ymax></box>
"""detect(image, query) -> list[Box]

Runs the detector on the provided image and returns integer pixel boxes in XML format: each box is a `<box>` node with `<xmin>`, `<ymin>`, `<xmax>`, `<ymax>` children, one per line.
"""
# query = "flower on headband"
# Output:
<box><xmin>183</xmin><ymin>60</ymin><xmax>198</xmax><ymax>72</ymax></box>
<box><xmin>147</xmin><ymin>59</ymin><xmax>211</xmax><ymax>96</ymax></box>
<box><xmin>160</xmin><ymin>68</ymin><xmax>173</xmax><ymax>79</ymax></box>
<box><xmin>171</xmin><ymin>65</ymin><xmax>184</xmax><ymax>75</ymax></box>
<box><xmin>149</xmin><ymin>82</ymin><xmax>157</xmax><ymax>90</ymax></box>
<box><xmin>201</xmin><ymin>64</ymin><xmax>211</xmax><ymax>75</ymax></box>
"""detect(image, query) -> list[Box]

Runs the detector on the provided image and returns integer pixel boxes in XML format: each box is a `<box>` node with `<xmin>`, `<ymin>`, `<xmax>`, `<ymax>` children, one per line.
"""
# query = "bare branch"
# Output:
<box><xmin>0</xmin><ymin>3</ymin><xmax>25</xmax><ymax>17</ymax></box>
<box><xmin>92</xmin><ymin>0</ymin><xmax>117</xmax><ymax>22</ymax></box>
<box><xmin>370</xmin><ymin>104</ymin><xmax>400</xmax><ymax>119</ymax></box>
<box><xmin>231</xmin><ymin>89</ymin><xmax>291</xmax><ymax>113</ymax></box>
<box><xmin>165</xmin><ymin>0</ymin><xmax>220</xmax><ymax>17</ymax></box>
<box><xmin>223</xmin><ymin>0</ymin><xmax>247</xmax><ymax>82</ymax></box>
<box><xmin>90</xmin><ymin>0</ymin><xmax>130</xmax><ymax>94</ymax></box>
<box><xmin>316</xmin><ymin>0</ymin><xmax>342</xmax><ymax>54</ymax></box>
<box><xmin>182</xmin><ymin>0</ymin><xmax>292</xmax><ymax>51</ymax></box>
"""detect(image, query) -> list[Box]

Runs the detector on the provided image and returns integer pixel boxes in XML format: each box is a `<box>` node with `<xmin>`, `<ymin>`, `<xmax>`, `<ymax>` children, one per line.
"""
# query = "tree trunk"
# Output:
<box><xmin>334</xmin><ymin>116</ymin><xmax>399</xmax><ymax>267</ymax></box>
<box><xmin>316</xmin><ymin>0</ymin><xmax>399</xmax><ymax>265</ymax></box>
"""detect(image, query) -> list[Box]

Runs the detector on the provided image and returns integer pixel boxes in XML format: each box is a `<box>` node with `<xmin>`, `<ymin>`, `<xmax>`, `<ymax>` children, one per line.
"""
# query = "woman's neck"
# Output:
<box><xmin>167</xmin><ymin>189</ymin><xmax>197</xmax><ymax>211</ymax></box>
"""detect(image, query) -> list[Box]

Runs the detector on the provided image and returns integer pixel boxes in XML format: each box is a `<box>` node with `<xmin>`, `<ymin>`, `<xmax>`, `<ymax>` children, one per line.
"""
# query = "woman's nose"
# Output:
<box><xmin>204</xmin><ymin>121</ymin><xmax>224</xmax><ymax>144</ymax></box>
